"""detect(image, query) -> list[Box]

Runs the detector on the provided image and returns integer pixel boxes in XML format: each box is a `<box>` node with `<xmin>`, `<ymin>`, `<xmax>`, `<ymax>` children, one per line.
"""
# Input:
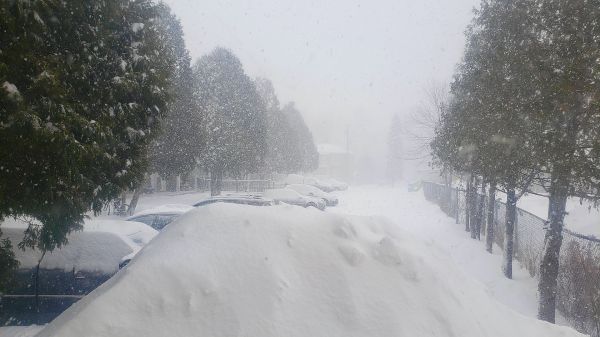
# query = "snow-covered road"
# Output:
<box><xmin>329</xmin><ymin>184</ymin><xmax>571</xmax><ymax>327</ymax></box>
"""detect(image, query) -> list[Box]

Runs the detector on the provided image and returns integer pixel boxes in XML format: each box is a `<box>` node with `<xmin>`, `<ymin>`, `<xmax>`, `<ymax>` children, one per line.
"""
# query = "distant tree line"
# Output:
<box><xmin>431</xmin><ymin>0</ymin><xmax>600</xmax><ymax>324</ymax></box>
<box><xmin>0</xmin><ymin>0</ymin><xmax>318</xmax><ymax>290</ymax></box>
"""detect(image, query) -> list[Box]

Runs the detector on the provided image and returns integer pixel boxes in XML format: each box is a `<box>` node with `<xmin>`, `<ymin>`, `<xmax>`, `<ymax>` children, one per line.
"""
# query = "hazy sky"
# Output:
<box><xmin>163</xmin><ymin>0</ymin><xmax>480</xmax><ymax>181</ymax></box>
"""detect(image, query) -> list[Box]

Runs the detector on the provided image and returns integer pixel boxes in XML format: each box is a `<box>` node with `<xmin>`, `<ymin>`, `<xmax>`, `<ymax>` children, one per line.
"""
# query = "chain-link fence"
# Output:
<box><xmin>423</xmin><ymin>181</ymin><xmax>600</xmax><ymax>337</ymax></box>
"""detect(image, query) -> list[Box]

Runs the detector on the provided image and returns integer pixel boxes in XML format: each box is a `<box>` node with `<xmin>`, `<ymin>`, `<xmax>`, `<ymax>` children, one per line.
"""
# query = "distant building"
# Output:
<box><xmin>315</xmin><ymin>143</ymin><xmax>354</xmax><ymax>182</ymax></box>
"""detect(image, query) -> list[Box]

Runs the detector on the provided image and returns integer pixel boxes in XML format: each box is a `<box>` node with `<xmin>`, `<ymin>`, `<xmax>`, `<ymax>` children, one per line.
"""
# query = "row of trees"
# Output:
<box><xmin>148</xmin><ymin>46</ymin><xmax>318</xmax><ymax>196</ymax></box>
<box><xmin>432</xmin><ymin>0</ymin><xmax>600</xmax><ymax>324</ymax></box>
<box><xmin>0</xmin><ymin>0</ymin><xmax>318</xmax><ymax>290</ymax></box>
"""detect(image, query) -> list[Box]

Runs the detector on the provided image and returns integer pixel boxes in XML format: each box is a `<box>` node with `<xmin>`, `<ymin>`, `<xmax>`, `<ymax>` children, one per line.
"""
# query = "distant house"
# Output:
<box><xmin>315</xmin><ymin>143</ymin><xmax>354</xmax><ymax>182</ymax></box>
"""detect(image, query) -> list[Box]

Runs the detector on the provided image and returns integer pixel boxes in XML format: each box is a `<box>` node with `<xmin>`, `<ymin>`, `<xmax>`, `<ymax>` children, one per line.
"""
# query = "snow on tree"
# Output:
<box><xmin>433</xmin><ymin>0</ymin><xmax>600</xmax><ymax>323</ymax></box>
<box><xmin>255</xmin><ymin>78</ymin><xmax>319</xmax><ymax>175</ymax></box>
<box><xmin>281</xmin><ymin>102</ymin><xmax>319</xmax><ymax>173</ymax></box>
<box><xmin>531</xmin><ymin>0</ymin><xmax>600</xmax><ymax>323</ymax></box>
<box><xmin>148</xmin><ymin>5</ymin><xmax>203</xmax><ymax>185</ymax></box>
<box><xmin>255</xmin><ymin>77</ymin><xmax>288</xmax><ymax>173</ymax></box>
<box><xmin>432</xmin><ymin>0</ymin><xmax>541</xmax><ymax>277</ymax></box>
<box><xmin>193</xmin><ymin>48</ymin><xmax>267</xmax><ymax>195</ymax></box>
<box><xmin>0</xmin><ymin>0</ymin><xmax>176</xmax><ymax>279</ymax></box>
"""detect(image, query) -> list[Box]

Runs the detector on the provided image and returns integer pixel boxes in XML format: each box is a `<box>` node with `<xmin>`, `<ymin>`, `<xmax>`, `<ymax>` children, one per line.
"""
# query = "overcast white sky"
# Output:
<box><xmin>163</xmin><ymin>0</ymin><xmax>480</xmax><ymax>181</ymax></box>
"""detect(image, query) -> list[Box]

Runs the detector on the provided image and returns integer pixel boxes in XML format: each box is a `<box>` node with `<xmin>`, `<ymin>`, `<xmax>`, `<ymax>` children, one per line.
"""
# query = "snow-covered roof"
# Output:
<box><xmin>36</xmin><ymin>204</ymin><xmax>583</xmax><ymax>337</ymax></box>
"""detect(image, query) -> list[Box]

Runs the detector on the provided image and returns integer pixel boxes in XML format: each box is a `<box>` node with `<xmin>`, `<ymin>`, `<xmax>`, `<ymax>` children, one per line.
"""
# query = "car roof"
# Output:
<box><xmin>127</xmin><ymin>204</ymin><xmax>194</xmax><ymax>219</ymax></box>
<box><xmin>1</xmin><ymin>218</ymin><xmax>157</xmax><ymax>273</ymax></box>
<box><xmin>193</xmin><ymin>195</ymin><xmax>275</xmax><ymax>206</ymax></box>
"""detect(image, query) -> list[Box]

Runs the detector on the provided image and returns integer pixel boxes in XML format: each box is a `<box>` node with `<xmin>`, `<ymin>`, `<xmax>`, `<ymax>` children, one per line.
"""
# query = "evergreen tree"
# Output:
<box><xmin>255</xmin><ymin>77</ymin><xmax>288</xmax><ymax>173</ymax></box>
<box><xmin>149</xmin><ymin>6</ymin><xmax>203</xmax><ymax>184</ymax></box>
<box><xmin>533</xmin><ymin>0</ymin><xmax>600</xmax><ymax>323</ymax></box>
<box><xmin>434</xmin><ymin>0</ymin><xmax>600</xmax><ymax>322</ymax></box>
<box><xmin>387</xmin><ymin>114</ymin><xmax>403</xmax><ymax>185</ymax></box>
<box><xmin>281</xmin><ymin>102</ymin><xmax>319</xmax><ymax>173</ymax></box>
<box><xmin>433</xmin><ymin>0</ymin><xmax>541</xmax><ymax>277</ymax></box>
<box><xmin>0</xmin><ymin>0</ymin><xmax>176</xmax><ymax>276</ymax></box>
<box><xmin>193</xmin><ymin>48</ymin><xmax>267</xmax><ymax>195</ymax></box>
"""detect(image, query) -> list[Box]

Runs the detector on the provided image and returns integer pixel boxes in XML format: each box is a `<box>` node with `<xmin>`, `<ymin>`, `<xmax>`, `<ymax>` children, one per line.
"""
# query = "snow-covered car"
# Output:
<box><xmin>286</xmin><ymin>183</ymin><xmax>339</xmax><ymax>206</ymax></box>
<box><xmin>0</xmin><ymin>218</ymin><xmax>157</xmax><ymax>325</ymax></box>
<box><xmin>263</xmin><ymin>188</ymin><xmax>326</xmax><ymax>210</ymax></box>
<box><xmin>318</xmin><ymin>177</ymin><xmax>348</xmax><ymax>191</ymax></box>
<box><xmin>193</xmin><ymin>195</ymin><xmax>276</xmax><ymax>207</ymax></box>
<box><xmin>126</xmin><ymin>204</ymin><xmax>194</xmax><ymax>230</ymax></box>
<box><xmin>282</xmin><ymin>174</ymin><xmax>347</xmax><ymax>192</ymax></box>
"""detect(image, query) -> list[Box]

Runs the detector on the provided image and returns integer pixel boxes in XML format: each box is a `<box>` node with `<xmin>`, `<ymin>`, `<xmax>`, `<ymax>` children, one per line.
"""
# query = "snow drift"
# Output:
<box><xmin>35</xmin><ymin>204</ymin><xmax>583</xmax><ymax>337</ymax></box>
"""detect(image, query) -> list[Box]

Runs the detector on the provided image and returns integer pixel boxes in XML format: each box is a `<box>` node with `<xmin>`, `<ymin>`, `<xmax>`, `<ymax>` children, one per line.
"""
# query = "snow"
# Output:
<box><xmin>1</xmin><ymin>219</ymin><xmax>156</xmax><ymax>273</ymax></box>
<box><xmin>2</xmin><ymin>81</ymin><xmax>20</xmax><ymax>97</ymax></box>
<box><xmin>0</xmin><ymin>325</ymin><xmax>43</xmax><ymax>337</ymax></box>
<box><xmin>34</xmin><ymin>200</ymin><xmax>583</xmax><ymax>337</ymax></box>
<box><xmin>281</xmin><ymin>173</ymin><xmax>306</xmax><ymax>185</ymax></box>
<box><xmin>126</xmin><ymin>204</ymin><xmax>193</xmax><ymax>218</ymax></box>
<box><xmin>329</xmin><ymin>185</ymin><xmax>574</xmax><ymax>326</ymax></box>
<box><xmin>317</xmin><ymin>143</ymin><xmax>350</xmax><ymax>155</ymax></box>
<box><xmin>286</xmin><ymin>183</ymin><xmax>336</xmax><ymax>202</ymax></box>
<box><xmin>131</xmin><ymin>191</ymin><xmax>209</xmax><ymax>213</ymax></box>
<box><xmin>131</xmin><ymin>23</ymin><xmax>144</xmax><ymax>33</ymax></box>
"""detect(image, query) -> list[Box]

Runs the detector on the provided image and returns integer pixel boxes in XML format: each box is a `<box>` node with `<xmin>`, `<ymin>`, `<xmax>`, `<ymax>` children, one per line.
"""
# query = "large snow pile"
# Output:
<box><xmin>35</xmin><ymin>204</ymin><xmax>583</xmax><ymax>337</ymax></box>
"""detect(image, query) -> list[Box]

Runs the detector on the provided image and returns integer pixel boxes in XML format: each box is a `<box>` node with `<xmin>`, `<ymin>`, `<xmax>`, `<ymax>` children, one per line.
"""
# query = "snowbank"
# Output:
<box><xmin>0</xmin><ymin>325</ymin><xmax>43</xmax><ymax>337</ymax></box>
<box><xmin>36</xmin><ymin>204</ymin><xmax>583</xmax><ymax>337</ymax></box>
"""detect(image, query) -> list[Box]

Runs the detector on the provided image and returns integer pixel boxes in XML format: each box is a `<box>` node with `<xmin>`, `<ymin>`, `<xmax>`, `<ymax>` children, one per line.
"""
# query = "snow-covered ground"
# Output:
<box><xmin>329</xmin><ymin>185</ymin><xmax>572</xmax><ymax>326</ymax></box>
<box><xmin>27</xmin><ymin>186</ymin><xmax>583</xmax><ymax>336</ymax></box>
<box><xmin>2</xmin><ymin>185</ymin><xmax>585</xmax><ymax>336</ymax></box>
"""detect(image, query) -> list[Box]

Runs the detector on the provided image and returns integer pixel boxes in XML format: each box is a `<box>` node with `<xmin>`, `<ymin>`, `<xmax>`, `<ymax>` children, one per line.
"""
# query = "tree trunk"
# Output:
<box><xmin>34</xmin><ymin>250</ymin><xmax>46</xmax><ymax>324</ymax></box>
<box><xmin>465</xmin><ymin>175</ymin><xmax>472</xmax><ymax>232</ymax></box>
<box><xmin>443</xmin><ymin>171</ymin><xmax>452</xmax><ymax>213</ymax></box>
<box><xmin>503</xmin><ymin>186</ymin><xmax>517</xmax><ymax>279</ymax></box>
<box><xmin>476</xmin><ymin>181</ymin><xmax>485</xmax><ymax>240</ymax></box>
<box><xmin>210</xmin><ymin>170</ymin><xmax>223</xmax><ymax>196</ymax></box>
<box><xmin>485</xmin><ymin>183</ymin><xmax>496</xmax><ymax>253</ymax></box>
<box><xmin>470</xmin><ymin>177</ymin><xmax>480</xmax><ymax>239</ymax></box>
<box><xmin>538</xmin><ymin>171</ymin><xmax>568</xmax><ymax>323</ymax></box>
<box><xmin>127</xmin><ymin>187</ymin><xmax>142</xmax><ymax>216</ymax></box>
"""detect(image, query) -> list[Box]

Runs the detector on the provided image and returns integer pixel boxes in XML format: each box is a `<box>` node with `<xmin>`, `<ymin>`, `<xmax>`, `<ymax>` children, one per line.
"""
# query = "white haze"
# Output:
<box><xmin>163</xmin><ymin>0</ymin><xmax>480</xmax><ymax>182</ymax></box>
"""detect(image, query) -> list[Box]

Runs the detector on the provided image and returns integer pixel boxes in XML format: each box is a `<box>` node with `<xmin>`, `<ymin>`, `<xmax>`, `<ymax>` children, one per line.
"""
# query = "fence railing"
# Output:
<box><xmin>423</xmin><ymin>181</ymin><xmax>600</xmax><ymax>337</ymax></box>
<box><xmin>193</xmin><ymin>178</ymin><xmax>283</xmax><ymax>193</ymax></box>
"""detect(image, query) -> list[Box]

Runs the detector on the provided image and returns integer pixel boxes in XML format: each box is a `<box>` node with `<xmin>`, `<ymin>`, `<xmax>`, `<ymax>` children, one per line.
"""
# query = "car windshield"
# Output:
<box><xmin>1</xmin><ymin>1</ymin><xmax>599</xmax><ymax>337</ymax></box>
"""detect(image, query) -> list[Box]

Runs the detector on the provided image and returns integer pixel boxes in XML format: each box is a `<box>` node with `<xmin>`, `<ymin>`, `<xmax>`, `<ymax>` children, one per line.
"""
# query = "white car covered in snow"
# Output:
<box><xmin>0</xmin><ymin>218</ymin><xmax>157</xmax><ymax>324</ymax></box>
<box><xmin>126</xmin><ymin>204</ymin><xmax>194</xmax><ymax>230</ymax></box>
<box><xmin>2</xmin><ymin>218</ymin><xmax>157</xmax><ymax>273</ymax></box>
<box><xmin>286</xmin><ymin>183</ymin><xmax>338</xmax><ymax>206</ymax></box>
<box><xmin>263</xmin><ymin>188</ymin><xmax>326</xmax><ymax>210</ymax></box>
<box><xmin>282</xmin><ymin>174</ymin><xmax>347</xmax><ymax>192</ymax></box>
